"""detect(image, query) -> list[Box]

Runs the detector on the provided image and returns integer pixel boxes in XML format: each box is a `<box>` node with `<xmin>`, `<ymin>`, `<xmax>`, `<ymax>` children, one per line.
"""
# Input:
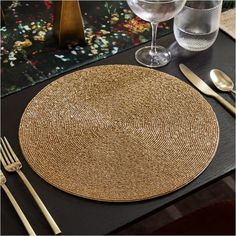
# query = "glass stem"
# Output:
<box><xmin>150</xmin><ymin>22</ymin><xmax>159</xmax><ymax>56</ymax></box>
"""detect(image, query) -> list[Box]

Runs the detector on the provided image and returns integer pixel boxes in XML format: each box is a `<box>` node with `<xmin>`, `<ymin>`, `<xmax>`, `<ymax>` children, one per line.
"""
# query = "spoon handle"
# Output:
<box><xmin>215</xmin><ymin>95</ymin><xmax>236</xmax><ymax>115</ymax></box>
<box><xmin>231</xmin><ymin>89</ymin><xmax>236</xmax><ymax>95</ymax></box>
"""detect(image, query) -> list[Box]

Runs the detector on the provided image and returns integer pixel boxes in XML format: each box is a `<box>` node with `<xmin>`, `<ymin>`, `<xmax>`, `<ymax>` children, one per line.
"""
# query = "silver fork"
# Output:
<box><xmin>0</xmin><ymin>137</ymin><xmax>61</xmax><ymax>235</ymax></box>
<box><xmin>0</xmin><ymin>170</ymin><xmax>36</xmax><ymax>236</ymax></box>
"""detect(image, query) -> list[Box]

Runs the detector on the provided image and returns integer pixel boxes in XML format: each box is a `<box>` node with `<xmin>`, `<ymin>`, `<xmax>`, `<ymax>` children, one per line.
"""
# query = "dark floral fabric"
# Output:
<box><xmin>1</xmin><ymin>1</ymin><xmax>172</xmax><ymax>97</ymax></box>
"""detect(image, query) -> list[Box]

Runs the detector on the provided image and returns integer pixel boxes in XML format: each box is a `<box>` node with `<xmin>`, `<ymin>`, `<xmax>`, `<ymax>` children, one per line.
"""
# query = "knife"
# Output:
<box><xmin>179</xmin><ymin>64</ymin><xmax>236</xmax><ymax>115</ymax></box>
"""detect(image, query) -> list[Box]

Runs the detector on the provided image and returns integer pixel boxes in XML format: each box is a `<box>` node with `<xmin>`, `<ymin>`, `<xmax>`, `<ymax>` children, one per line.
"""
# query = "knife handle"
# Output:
<box><xmin>215</xmin><ymin>95</ymin><xmax>236</xmax><ymax>115</ymax></box>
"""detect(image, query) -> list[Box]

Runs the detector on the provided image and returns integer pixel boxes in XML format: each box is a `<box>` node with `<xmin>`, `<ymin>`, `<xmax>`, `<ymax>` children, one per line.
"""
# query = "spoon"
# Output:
<box><xmin>210</xmin><ymin>69</ymin><xmax>236</xmax><ymax>94</ymax></box>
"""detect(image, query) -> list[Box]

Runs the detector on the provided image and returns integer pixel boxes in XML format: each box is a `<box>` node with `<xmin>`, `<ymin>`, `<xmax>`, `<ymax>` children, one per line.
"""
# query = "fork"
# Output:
<box><xmin>0</xmin><ymin>137</ymin><xmax>61</xmax><ymax>235</ymax></box>
<box><xmin>0</xmin><ymin>170</ymin><xmax>36</xmax><ymax>236</ymax></box>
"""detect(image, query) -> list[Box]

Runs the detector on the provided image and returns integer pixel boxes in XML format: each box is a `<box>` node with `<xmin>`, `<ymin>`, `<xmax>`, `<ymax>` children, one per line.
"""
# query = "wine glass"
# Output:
<box><xmin>127</xmin><ymin>0</ymin><xmax>186</xmax><ymax>67</ymax></box>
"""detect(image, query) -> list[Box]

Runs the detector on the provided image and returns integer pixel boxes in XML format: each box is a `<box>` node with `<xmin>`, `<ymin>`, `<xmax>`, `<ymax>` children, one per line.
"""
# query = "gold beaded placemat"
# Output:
<box><xmin>19</xmin><ymin>65</ymin><xmax>219</xmax><ymax>202</ymax></box>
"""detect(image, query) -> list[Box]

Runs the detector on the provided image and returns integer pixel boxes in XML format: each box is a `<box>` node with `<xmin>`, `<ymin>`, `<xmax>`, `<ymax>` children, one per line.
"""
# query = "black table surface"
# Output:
<box><xmin>1</xmin><ymin>31</ymin><xmax>235</xmax><ymax>235</ymax></box>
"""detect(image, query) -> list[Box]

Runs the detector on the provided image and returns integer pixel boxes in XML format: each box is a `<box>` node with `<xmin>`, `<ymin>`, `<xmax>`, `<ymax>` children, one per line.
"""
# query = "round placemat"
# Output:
<box><xmin>19</xmin><ymin>65</ymin><xmax>219</xmax><ymax>202</ymax></box>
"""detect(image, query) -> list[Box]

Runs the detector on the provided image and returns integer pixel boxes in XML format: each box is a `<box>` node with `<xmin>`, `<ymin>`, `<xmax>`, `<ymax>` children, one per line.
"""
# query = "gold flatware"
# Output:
<box><xmin>179</xmin><ymin>64</ymin><xmax>236</xmax><ymax>115</ymax></box>
<box><xmin>0</xmin><ymin>137</ymin><xmax>61</xmax><ymax>235</ymax></box>
<box><xmin>210</xmin><ymin>69</ymin><xmax>236</xmax><ymax>94</ymax></box>
<box><xmin>0</xmin><ymin>170</ymin><xmax>36</xmax><ymax>236</ymax></box>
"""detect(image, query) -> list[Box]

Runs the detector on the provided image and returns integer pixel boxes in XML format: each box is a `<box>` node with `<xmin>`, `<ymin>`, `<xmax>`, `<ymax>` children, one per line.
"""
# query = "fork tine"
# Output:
<box><xmin>0</xmin><ymin>137</ymin><xmax>14</xmax><ymax>163</ymax></box>
<box><xmin>0</xmin><ymin>144</ymin><xmax>11</xmax><ymax>165</ymax></box>
<box><xmin>3</xmin><ymin>137</ymin><xmax>19</xmax><ymax>162</ymax></box>
<box><xmin>0</xmin><ymin>152</ymin><xmax>7</xmax><ymax>167</ymax></box>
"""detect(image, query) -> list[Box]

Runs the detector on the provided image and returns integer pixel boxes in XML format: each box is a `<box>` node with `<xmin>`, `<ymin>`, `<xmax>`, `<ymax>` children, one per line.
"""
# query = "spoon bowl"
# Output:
<box><xmin>210</xmin><ymin>69</ymin><xmax>236</xmax><ymax>94</ymax></box>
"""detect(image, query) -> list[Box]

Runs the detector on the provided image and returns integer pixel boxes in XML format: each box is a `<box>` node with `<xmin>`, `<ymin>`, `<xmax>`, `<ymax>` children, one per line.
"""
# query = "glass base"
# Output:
<box><xmin>135</xmin><ymin>46</ymin><xmax>171</xmax><ymax>68</ymax></box>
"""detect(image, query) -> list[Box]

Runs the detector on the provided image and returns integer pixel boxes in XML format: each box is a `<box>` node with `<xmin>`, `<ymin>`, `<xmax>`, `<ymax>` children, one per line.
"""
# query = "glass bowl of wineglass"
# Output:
<box><xmin>127</xmin><ymin>0</ymin><xmax>186</xmax><ymax>67</ymax></box>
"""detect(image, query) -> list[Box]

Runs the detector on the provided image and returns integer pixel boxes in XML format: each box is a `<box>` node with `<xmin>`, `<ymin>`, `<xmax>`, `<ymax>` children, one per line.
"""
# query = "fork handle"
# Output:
<box><xmin>2</xmin><ymin>184</ymin><xmax>36</xmax><ymax>236</ymax></box>
<box><xmin>17</xmin><ymin>170</ymin><xmax>61</xmax><ymax>235</ymax></box>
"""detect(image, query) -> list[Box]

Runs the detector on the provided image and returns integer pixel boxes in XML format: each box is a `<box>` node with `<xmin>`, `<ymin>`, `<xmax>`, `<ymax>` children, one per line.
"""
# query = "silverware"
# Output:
<box><xmin>179</xmin><ymin>64</ymin><xmax>236</xmax><ymax>115</ymax></box>
<box><xmin>0</xmin><ymin>137</ymin><xmax>61</xmax><ymax>235</ymax></box>
<box><xmin>0</xmin><ymin>170</ymin><xmax>36</xmax><ymax>236</ymax></box>
<box><xmin>210</xmin><ymin>69</ymin><xmax>236</xmax><ymax>94</ymax></box>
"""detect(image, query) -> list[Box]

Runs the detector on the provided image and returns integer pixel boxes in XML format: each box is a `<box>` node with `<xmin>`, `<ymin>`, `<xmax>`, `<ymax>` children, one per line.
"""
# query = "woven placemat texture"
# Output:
<box><xmin>19</xmin><ymin>65</ymin><xmax>219</xmax><ymax>202</ymax></box>
<box><xmin>220</xmin><ymin>9</ymin><xmax>236</xmax><ymax>39</ymax></box>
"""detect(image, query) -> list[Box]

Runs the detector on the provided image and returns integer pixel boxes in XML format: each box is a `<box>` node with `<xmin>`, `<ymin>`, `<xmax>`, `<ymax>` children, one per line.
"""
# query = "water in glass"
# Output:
<box><xmin>174</xmin><ymin>0</ymin><xmax>223</xmax><ymax>51</ymax></box>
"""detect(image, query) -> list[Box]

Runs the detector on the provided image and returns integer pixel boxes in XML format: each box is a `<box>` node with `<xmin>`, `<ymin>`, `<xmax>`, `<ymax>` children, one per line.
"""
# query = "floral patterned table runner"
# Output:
<box><xmin>1</xmin><ymin>1</ymin><xmax>172</xmax><ymax>97</ymax></box>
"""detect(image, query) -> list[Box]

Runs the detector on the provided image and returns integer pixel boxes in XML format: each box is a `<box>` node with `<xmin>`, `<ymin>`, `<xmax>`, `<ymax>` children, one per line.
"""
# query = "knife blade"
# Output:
<box><xmin>179</xmin><ymin>64</ymin><xmax>236</xmax><ymax>115</ymax></box>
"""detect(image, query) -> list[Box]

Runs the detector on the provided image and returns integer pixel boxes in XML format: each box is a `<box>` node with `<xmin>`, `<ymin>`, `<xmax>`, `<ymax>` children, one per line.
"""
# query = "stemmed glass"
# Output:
<box><xmin>127</xmin><ymin>0</ymin><xmax>186</xmax><ymax>67</ymax></box>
